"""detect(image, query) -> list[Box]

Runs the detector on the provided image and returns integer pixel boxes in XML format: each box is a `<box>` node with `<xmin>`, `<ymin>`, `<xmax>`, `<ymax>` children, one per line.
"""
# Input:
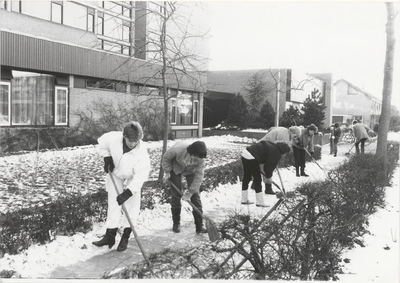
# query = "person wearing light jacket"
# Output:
<box><xmin>291</xmin><ymin>124</ymin><xmax>317</xmax><ymax>177</ymax></box>
<box><xmin>352</xmin><ymin>120</ymin><xmax>372</xmax><ymax>154</ymax></box>
<box><xmin>241</xmin><ymin>141</ymin><xmax>291</xmax><ymax>207</ymax></box>
<box><xmin>92</xmin><ymin>121</ymin><xmax>150</xmax><ymax>251</ymax></box>
<box><xmin>162</xmin><ymin>140</ymin><xmax>207</xmax><ymax>234</ymax></box>
<box><xmin>257</xmin><ymin>127</ymin><xmax>292</xmax><ymax>194</ymax></box>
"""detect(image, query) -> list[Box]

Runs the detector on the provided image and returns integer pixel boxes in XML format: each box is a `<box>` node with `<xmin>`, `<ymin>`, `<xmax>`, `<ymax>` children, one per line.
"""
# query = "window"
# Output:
<box><xmin>51</xmin><ymin>1</ymin><xmax>63</xmax><ymax>24</ymax></box>
<box><xmin>97</xmin><ymin>13</ymin><xmax>104</xmax><ymax>35</ymax></box>
<box><xmin>122</xmin><ymin>6</ymin><xmax>130</xmax><ymax>17</ymax></box>
<box><xmin>0</xmin><ymin>82</ymin><xmax>11</xmax><ymax>126</ymax></box>
<box><xmin>87</xmin><ymin>11</ymin><xmax>95</xmax><ymax>32</ymax></box>
<box><xmin>0</xmin><ymin>1</ymin><xmax>7</xmax><ymax>9</ymax></box>
<box><xmin>2</xmin><ymin>71</ymin><xmax>69</xmax><ymax>127</ymax></box>
<box><xmin>193</xmin><ymin>100</ymin><xmax>199</xmax><ymax>124</ymax></box>
<box><xmin>177</xmin><ymin>92</ymin><xmax>193</xmax><ymax>125</ymax></box>
<box><xmin>55</xmin><ymin>87</ymin><xmax>68</xmax><ymax>125</ymax></box>
<box><xmin>122</xmin><ymin>22</ymin><xmax>130</xmax><ymax>41</ymax></box>
<box><xmin>170</xmin><ymin>98</ymin><xmax>177</xmax><ymax>124</ymax></box>
<box><xmin>87</xmin><ymin>79</ymin><xmax>116</xmax><ymax>90</ymax></box>
<box><xmin>348</xmin><ymin>85</ymin><xmax>357</xmax><ymax>95</ymax></box>
<box><xmin>11</xmin><ymin>0</ymin><xmax>21</xmax><ymax>12</ymax></box>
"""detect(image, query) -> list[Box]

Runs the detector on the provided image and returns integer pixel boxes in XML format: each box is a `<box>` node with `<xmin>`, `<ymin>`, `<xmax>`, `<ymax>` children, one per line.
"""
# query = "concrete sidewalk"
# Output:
<box><xmin>49</xmin><ymin>225</ymin><xmax>209</xmax><ymax>279</ymax></box>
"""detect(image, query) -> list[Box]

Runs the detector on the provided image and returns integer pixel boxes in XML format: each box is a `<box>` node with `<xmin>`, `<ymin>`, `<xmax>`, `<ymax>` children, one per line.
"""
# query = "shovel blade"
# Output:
<box><xmin>205</xmin><ymin>219</ymin><xmax>220</xmax><ymax>242</ymax></box>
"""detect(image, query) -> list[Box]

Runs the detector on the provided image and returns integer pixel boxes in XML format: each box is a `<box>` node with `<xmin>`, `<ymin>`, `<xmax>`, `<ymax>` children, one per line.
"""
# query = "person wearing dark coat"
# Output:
<box><xmin>241</xmin><ymin>141</ymin><xmax>291</xmax><ymax>207</ymax></box>
<box><xmin>332</xmin><ymin>123</ymin><xmax>341</xmax><ymax>156</ymax></box>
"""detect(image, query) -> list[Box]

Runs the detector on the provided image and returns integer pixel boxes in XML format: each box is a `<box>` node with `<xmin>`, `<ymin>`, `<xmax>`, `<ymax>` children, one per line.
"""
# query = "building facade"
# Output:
<box><xmin>331</xmin><ymin>79</ymin><xmax>399</xmax><ymax>128</ymax></box>
<box><xmin>0</xmin><ymin>1</ymin><xmax>209</xmax><ymax>139</ymax></box>
<box><xmin>206</xmin><ymin>69</ymin><xmax>330</xmax><ymax>128</ymax></box>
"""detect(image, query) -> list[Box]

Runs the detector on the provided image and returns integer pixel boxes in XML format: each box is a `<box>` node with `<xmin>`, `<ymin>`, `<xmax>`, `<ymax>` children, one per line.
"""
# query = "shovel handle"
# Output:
<box><xmin>168</xmin><ymin>180</ymin><xmax>208</xmax><ymax>221</ymax></box>
<box><xmin>108</xmin><ymin>171</ymin><xmax>150</xmax><ymax>266</ymax></box>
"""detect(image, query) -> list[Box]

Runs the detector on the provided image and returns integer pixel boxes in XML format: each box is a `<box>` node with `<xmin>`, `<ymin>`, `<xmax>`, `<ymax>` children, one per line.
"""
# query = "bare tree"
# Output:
<box><xmin>376</xmin><ymin>2</ymin><xmax>397</xmax><ymax>179</ymax></box>
<box><xmin>97</xmin><ymin>2</ymin><xmax>210</xmax><ymax>180</ymax></box>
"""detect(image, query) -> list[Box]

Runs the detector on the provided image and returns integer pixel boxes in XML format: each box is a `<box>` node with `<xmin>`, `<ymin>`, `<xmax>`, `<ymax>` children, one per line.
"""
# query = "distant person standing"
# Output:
<box><xmin>332</xmin><ymin>123</ymin><xmax>341</xmax><ymax>157</ymax></box>
<box><xmin>352</xmin><ymin>120</ymin><xmax>371</xmax><ymax>154</ymax></box>
<box><xmin>329</xmin><ymin>124</ymin><xmax>335</xmax><ymax>155</ymax></box>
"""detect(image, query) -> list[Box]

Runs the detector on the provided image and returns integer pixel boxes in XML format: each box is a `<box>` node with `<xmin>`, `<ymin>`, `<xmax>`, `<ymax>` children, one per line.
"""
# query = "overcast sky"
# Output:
<box><xmin>206</xmin><ymin>1</ymin><xmax>400</xmax><ymax>109</ymax></box>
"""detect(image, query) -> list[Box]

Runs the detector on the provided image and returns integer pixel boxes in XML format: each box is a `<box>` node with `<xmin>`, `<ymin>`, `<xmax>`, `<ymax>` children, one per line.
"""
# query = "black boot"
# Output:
<box><xmin>172</xmin><ymin>207</ymin><xmax>181</xmax><ymax>233</ymax></box>
<box><xmin>295</xmin><ymin>167</ymin><xmax>300</xmax><ymax>177</ymax></box>
<box><xmin>193</xmin><ymin>212</ymin><xmax>207</xmax><ymax>234</ymax></box>
<box><xmin>117</xmin><ymin>228</ymin><xmax>132</xmax><ymax>251</ymax></box>
<box><xmin>92</xmin><ymin>228</ymin><xmax>118</xmax><ymax>248</ymax></box>
<box><xmin>264</xmin><ymin>183</ymin><xmax>276</xmax><ymax>195</ymax></box>
<box><xmin>300</xmin><ymin>168</ymin><xmax>309</xmax><ymax>177</ymax></box>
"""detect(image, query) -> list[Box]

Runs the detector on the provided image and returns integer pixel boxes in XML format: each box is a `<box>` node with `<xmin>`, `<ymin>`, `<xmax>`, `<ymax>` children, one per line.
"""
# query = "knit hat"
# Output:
<box><xmin>187</xmin><ymin>141</ymin><xmax>207</xmax><ymax>158</ymax></box>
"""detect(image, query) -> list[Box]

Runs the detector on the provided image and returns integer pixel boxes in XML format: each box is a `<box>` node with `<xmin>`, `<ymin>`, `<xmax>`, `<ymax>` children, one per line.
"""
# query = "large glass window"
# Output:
<box><xmin>169</xmin><ymin>93</ymin><xmax>199</xmax><ymax>125</ymax></box>
<box><xmin>1</xmin><ymin>71</ymin><xmax>69</xmax><ymax>127</ymax></box>
<box><xmin>0</xmin><ymin>82</ymin><xmax>11</xmax><ymax>126</ymax></box>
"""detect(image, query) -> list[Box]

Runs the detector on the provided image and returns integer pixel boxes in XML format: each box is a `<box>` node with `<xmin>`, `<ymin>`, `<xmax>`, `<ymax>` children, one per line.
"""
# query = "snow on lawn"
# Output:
<box><xmin>0</xmin><ymin>133</ymin><xmax>399</xmax><ymax>280</ymax></box>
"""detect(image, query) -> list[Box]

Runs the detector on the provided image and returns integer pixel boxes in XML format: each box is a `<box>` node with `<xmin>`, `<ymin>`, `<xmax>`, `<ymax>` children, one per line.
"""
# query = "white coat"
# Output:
<box><xmin>97</xmin><ymin>131</ymin><xmax>151</xmax><ymax>228</ymax></box>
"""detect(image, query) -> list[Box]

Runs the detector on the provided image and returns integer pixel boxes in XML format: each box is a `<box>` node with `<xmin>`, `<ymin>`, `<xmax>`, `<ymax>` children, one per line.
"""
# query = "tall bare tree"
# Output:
<box><xmin>376</xmin><ymin>2</ymin><xmax>397</xmax><ymax>179</ymax></box>
<box><xmin>99</xmin><ymin>2</ymin><xmax>210</xmax><ymax>180</ymax></box>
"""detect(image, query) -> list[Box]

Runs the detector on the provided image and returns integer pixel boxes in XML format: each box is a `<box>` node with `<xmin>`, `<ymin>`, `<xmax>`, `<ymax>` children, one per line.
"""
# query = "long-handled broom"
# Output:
<box><xmin>109</xmin><ymin>171</ymin><xmax>151</xmax><ymax>266</ymax></box>
<box><xmin>169</xmin><ymin>180</ymin><xmax>220</xmax><ymax>242</ymax></box>
<box><xmin>345</xmin><ymin>143</ymin><xmax>355</xmax><ymax>156</ymax></box>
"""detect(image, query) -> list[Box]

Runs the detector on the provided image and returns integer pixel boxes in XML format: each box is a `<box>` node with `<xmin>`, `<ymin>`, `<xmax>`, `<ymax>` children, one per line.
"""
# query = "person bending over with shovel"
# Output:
<box><xmin>352</xmin><ymin>120</ymin><xmax>372</xmax><ymax>154</ymax></box>
<box><xmin>291</xmin><ymin>124</ymin><xmax>317</xmax><ymax>177</ymax></box>
<box><xmin>92</xmin><ymin>121</ymin><xmax>150</xmax><ymax>251</ymax></box>
<box><xmin>241</xmin><ymin>141</ymin><xmax>291</xmax><ymax>207</ymax></box>
<box><xmin>162</xmin><ymin>140</ymin><xmax>207</xmax><ymax>234</ymax></box>
<box><xmin>257</xmin><ymin>126</ymin><xmax>292</xmax><ymax>194</ymax></box>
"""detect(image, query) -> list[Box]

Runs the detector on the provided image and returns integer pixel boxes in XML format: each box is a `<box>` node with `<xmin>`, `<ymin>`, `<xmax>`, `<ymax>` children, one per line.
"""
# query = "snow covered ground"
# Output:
<box><xmin>0</xmin><ymin>132</ymin><xmax>399</xmax><ymax>281</ymax></box>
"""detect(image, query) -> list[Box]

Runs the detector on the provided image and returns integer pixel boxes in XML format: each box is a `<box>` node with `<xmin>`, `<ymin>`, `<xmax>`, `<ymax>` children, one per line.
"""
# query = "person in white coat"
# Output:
<box><xmin>92</xmin><ymin>121</ymin><xmax>150</xmax><ymax>251</ymax></box>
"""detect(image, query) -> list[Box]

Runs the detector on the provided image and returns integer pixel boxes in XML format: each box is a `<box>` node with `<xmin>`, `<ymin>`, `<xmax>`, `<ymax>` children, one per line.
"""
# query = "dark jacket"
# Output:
<box><xmin>246</xmin><ymin>141</ymin><xmax>282</xmax><ymax>178</ymax></box>
<box><xmin>333</xmin><ymin>127</ymin><xmax>341</xmax><ymax>143</ymax></box>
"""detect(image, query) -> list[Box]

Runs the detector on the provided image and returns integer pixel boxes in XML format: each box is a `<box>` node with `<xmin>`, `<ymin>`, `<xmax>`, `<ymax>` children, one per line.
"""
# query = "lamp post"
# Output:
<box><xmin>275</xmin><ymin>69</ymin><xmax>280</xmax><ymax>127</ymax></box>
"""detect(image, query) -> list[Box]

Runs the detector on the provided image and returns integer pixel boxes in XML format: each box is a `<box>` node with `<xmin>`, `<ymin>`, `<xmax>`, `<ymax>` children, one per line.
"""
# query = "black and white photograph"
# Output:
<box><xmin>0</xmin><ymin>1</ymin><xmax>399</xmax><ymax>281</ymax></box>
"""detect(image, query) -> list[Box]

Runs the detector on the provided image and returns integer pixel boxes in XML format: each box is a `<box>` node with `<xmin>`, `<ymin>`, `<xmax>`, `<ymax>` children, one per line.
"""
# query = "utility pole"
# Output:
<box><xmin>275</xmin><ymin>69</ymin><xmax>280</xmax><ymax>127</ymax></box>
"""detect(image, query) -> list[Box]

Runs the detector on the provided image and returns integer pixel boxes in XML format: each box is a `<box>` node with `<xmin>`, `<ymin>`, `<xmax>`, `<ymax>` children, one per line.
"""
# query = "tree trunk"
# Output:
<box><xmin>159</xmin><ymin>1</ymin><xmax>169</xmax><ymax>181</ymax></box>
<box><xmin>376</xmin><ymin>2</ymin><xmax>396</xmax><ymax>181</ymax></box>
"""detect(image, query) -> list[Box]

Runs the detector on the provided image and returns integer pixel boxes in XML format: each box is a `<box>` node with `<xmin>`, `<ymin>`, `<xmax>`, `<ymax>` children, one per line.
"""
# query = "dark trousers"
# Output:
<box><xmin>241</xmin><ymin>157</ymin><xmax>262</xmax><ymax>193</ymax></box>
<box><xmin>169</xmin><ymin>171</ymin><xmax>203</xmax><ymax>226</ymax></box>
<box><xmin>355</xmin><ymin>138</ymin><xmax>367</xmax><ymax>154</ymax></box>
<box><xmin>292</xmin><ymin>146</ymin><xmax>306</xmax><ymax>169</ymax></box>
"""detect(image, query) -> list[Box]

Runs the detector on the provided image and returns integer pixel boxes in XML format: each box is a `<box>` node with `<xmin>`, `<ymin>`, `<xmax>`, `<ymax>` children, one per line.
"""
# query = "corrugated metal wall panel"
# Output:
<box><xmin>1</xmin><ymin>31</ymin><xmax>207</xmax><ymax>91</ymax></box>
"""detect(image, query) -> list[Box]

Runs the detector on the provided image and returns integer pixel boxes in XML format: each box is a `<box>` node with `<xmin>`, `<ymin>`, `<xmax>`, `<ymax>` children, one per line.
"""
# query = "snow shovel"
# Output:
<box><xmin>169</xmin><ymin>180</ymin><xmax>220</xmax><ymax>242</ymax></box>
<box><xmin>108</xmin><ymin>171</ymin><xmax>151</xmax><ymax>266</ymax></box>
